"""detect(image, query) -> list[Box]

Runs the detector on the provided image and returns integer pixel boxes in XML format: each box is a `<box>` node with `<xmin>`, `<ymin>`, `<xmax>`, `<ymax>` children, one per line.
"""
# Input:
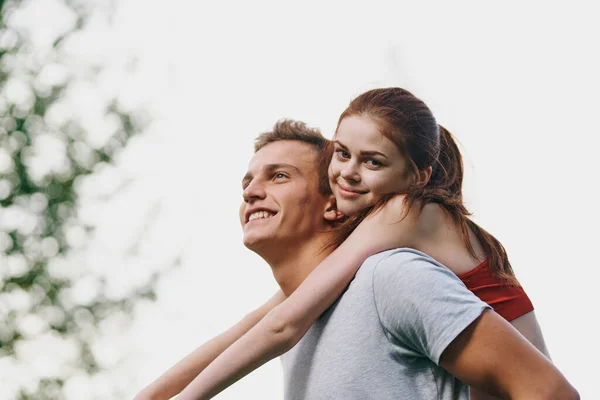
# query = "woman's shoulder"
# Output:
<box><xmin>415</xmin><ymin>202</ymin><xmax>447</xmax><ymax>234</ymax></box>
<box><xmin>458</xmin><ymin>260</ymin><xmax>534</xmax><ymax>322</ymax></box>
<box><xmin>369</xmin><ymin>196</ymin><xmax>444</xmax><ymax>231</ymax></box>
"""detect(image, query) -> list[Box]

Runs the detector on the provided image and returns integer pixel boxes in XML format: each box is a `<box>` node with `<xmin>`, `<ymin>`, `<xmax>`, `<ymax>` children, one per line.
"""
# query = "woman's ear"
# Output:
<box><xmin>415</xmin><ymin>166</ymin><xmax>433</xmax><ymax>188</ymax></box>
<box><xmin>324</xmin><ymin>195</ymin><xmax>345</xmax><ymax>222</ymax></box>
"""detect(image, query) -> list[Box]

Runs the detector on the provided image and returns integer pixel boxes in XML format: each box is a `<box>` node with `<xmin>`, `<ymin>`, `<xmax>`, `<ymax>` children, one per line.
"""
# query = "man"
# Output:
<box><xmin>137</xmin><ymin>120</ymin><xmax>578</xmax><ymax>399</ymax></box>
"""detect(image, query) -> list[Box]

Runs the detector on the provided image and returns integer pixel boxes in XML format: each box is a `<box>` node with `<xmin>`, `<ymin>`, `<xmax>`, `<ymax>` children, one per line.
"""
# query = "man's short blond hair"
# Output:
<box><xmin>254</xmin><ymin>119</ymin><xmax>332</xmax><ymax>195</ymax></box>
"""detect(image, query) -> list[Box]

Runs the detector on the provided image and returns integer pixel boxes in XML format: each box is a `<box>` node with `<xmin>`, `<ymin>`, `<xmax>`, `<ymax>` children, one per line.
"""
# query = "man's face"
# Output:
<box><xmin>240</xmin><ymin>140</ymin><xmax>330</xmax><ymax>253</ymax></box>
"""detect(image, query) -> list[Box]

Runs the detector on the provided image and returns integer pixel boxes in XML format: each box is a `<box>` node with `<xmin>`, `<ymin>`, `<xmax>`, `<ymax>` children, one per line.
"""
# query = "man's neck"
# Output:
<box><xmin>260</xmin><ymin>234</ymin><xmax>335</xmax><ymax>297</ymax></box>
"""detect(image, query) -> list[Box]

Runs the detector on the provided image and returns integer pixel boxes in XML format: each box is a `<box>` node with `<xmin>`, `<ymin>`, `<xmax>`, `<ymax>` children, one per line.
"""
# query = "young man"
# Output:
<box><xmin>137</xmin><ymin>120</ymin><xmax>577</xmax><ymax>400</ymax></box>
<box><xmin>134</xmin><ymin>120</ymin><xmax>332</xmax><ymax>400</ymax></box>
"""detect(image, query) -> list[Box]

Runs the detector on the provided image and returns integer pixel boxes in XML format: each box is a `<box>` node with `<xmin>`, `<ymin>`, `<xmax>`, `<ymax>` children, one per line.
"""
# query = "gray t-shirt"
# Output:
<box><xmin>281</xmin><ymin>248</ymin><xmax>491</xmax><ymax>400</ymax></box>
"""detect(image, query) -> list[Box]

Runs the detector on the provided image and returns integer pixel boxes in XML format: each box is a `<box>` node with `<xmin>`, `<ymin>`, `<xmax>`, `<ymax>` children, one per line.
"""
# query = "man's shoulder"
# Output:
<box><xmin>363</xmin><ymin>248</ymin><xmax>442</xmax><ymax>270</ymax></box>
<box><xmin>362</xmin><ymin>248</ymin><xmax>458</xmax><ymax>286</ymax></box>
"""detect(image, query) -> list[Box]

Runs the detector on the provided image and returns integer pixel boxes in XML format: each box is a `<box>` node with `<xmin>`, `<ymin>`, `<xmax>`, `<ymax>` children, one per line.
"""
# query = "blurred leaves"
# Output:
<box><xmin>1</xmin><ymin>0</ymin><xmax>159</xmax><ymax>398</ymax></box>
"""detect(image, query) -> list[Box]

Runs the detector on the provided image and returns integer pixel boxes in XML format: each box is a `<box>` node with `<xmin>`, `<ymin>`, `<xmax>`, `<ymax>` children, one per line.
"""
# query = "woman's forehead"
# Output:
<box><xmin>337</xmin><ymin>115</ymin><xmax>399</xmax><ymax>152</ymax></box>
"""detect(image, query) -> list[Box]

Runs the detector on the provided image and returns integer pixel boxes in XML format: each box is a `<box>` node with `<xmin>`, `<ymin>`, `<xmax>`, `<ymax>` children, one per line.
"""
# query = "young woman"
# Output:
<box><xmin>137</xmin><ymin>88</ymin><xmax>553</xmax><ymax>400</ymax></box>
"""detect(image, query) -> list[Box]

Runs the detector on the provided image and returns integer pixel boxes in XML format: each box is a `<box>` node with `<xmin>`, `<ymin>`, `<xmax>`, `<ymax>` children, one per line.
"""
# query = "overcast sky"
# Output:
<box><xmin>6</xmin><ymin>1</ymin><xmax>599</xmax><ymax>399</ymax></box>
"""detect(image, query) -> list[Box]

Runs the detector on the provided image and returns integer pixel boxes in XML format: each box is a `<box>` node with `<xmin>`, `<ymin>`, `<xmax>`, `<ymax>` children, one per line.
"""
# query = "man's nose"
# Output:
<box><xmin>243</xmin><ymin>180</ymin><xmax>266</xmax><ymax>203</ymax></box>
<box><xmin>340</xmin><ymin>161</ymin><xmax>361</xmax><ymax>183</ymax></box>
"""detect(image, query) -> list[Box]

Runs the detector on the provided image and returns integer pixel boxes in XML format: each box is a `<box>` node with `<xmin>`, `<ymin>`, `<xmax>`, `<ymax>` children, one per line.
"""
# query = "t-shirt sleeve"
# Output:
<box><xmin>372</xmin><ymin>251</ymin><xmax>492</xmax><ymax>365</ymax></box>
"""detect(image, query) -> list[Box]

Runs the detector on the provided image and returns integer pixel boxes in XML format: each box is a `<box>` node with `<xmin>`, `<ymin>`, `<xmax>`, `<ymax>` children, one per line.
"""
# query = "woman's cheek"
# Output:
<box><xmin>328</xmin><ymin>160</ymin><xmax>340</xmax><ymax>181</ymax></box>
<box><xmin>365</xmin><ymin>171</ymin><xmax>387</xmax><ymax>193</ymax></box>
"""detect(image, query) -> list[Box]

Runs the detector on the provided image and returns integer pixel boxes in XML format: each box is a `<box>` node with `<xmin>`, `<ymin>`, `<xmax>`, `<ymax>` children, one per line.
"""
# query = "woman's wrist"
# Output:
<box><xmin>133</xmin><ymin>385</ymin><xmax>164</xmax><ymax>400</ymax></box>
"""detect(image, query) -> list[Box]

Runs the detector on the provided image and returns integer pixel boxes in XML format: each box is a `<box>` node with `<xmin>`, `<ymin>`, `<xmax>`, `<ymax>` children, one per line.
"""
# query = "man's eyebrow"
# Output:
<box><xmin>334</xmin><ymin>139</ymin><xmax>388</xmax><ymax>159</ymax></box>
<box><xmin>264</xmin><ymin>163</ymin><xmax>302</xmax><ymax>174</ymax></box>
<box><xmin>242</xmin><ymin>172</ymin><xmax>252</xmax><ymax>186</ymax></box>
<box><xmin>242</xmin><ymin>163</ymin><xmax>302</xmax><ymax>187</ymax></box>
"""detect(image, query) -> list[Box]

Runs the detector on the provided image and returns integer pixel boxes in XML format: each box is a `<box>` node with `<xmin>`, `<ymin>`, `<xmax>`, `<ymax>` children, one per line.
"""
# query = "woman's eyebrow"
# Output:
<box><xmin>360</xmin><ymin>150</ymin><xmax>388</xmax><ymax>159</ymax></box>
<box><xmin>333</xmin><ymin>139</ymin><xmax>347</xmax><ymax>149</ymax></box>
<box><xmin>334</xmin><ymin>140</ymin><xmax>388</xmax><ymax>159</ymax></box>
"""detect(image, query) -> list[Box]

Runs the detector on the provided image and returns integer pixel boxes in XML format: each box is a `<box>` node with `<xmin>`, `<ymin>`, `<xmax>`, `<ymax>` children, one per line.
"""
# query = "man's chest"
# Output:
<box><xmin>280</xmin><ymin>284</ymin><xmax>400</xmax><ymax>399</ymax></box>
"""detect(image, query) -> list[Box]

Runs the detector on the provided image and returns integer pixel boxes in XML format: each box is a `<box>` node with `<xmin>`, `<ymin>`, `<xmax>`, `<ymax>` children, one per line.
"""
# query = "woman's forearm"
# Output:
<box><xmin>176</xmin><ymin>243</ymin><xmax>376</xmax><ymax>399</ymax></box>
<box><xmin>134</xmin><ymin>327</ymin><xmax>254</xmax><ymax>400</ymax></box>
<box><xmin>133</xmin><ymin>291</ymin><xmax>284</xmax><ymax>400</ymax></box>
<box><xmin>177</xmin><ymin>197</ymin><xmax>418</xmax><ymax>399</ymax></box>
<box><xmin>177</xmin><ymin>308</ymin><xmax>299</xmax><ymax>399</ymax></box>
<box><xmin>177</xmin><ymin>239</ymin><xmax>382</xmax><ymax>399</ymax></box>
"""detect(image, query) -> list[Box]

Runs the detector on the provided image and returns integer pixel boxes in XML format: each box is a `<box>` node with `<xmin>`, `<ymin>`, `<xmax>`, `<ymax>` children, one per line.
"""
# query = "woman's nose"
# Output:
<box><xmin>340</xmin><ymin>161</ymin><xmax>361</xmax><ymax>183</ymax></box>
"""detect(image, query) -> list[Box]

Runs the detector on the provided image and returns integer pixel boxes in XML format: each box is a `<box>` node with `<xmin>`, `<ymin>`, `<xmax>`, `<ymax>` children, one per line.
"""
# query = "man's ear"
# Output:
<box><xmin>414</xmin><ymin>166</ymin><xmax>433</xmax><ymax>188</ymax></box>
<box><xmin>323</xmin><ymin>194</ymin><xmax>345</xmax><ymax>222</ymax></box>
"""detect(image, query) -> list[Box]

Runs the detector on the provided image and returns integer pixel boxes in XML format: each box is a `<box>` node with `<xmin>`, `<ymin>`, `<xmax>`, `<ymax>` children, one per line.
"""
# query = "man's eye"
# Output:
<box><xmin>274</xmin><ymin>172</ymin><xmax>287</xmax><ymax>179</ymax></box>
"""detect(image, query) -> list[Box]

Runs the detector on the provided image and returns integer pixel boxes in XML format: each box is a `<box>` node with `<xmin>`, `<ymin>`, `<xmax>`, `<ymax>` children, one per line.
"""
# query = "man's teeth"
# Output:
<box><xmin>248</xmin><ymin>211</ymin><xmax>275</xmax><ymax>221</ymax></box>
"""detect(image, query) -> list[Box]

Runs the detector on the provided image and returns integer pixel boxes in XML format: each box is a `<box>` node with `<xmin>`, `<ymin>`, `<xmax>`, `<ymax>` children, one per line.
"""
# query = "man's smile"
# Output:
<box><xmin>244</xmin><ymin>207</ymin><xmax>278</xmax><ymax>224</ymax></box>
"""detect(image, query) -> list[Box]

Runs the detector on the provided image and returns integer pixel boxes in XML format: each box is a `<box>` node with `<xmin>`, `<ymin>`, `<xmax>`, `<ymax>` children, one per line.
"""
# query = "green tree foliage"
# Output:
<box><xmin>1</xmin><ymin>1</ymin><xmax>159</xmax><ymax>398</ymax></box>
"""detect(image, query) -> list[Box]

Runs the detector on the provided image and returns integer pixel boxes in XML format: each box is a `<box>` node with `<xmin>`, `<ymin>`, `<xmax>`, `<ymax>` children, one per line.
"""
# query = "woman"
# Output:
<box><xmin>138</xmin><ymin>88</ymin><xmax>553</xmax><ymax>399</ymax></box>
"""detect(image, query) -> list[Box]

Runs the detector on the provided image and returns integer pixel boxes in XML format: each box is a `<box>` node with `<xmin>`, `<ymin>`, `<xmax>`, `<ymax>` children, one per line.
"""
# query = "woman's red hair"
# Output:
<box><xmin>330</xmin><ymin>88</ymin><xmax>517</xmax><ymax>284</ymax></box>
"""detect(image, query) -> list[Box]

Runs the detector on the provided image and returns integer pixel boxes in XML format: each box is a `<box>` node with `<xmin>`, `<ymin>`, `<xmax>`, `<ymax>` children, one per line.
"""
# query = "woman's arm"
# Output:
<box><xmin>509</xmin><ymin>310</ymin><xmax>551</xmax><ymax>359</ymax></box>
<box><xmin>177</xmin><ymin>196</ymin><xmax>419</xmax><ymax>399</ymax></box>
<box><xmin>468</xmin><ymin>310</ymin><xmax>552</xmax><ymax>400</ymax></box>
<box><xmin>133</xmin><ymin>290</ymin><xmax>285</xmax><ymax>400</ymax></box>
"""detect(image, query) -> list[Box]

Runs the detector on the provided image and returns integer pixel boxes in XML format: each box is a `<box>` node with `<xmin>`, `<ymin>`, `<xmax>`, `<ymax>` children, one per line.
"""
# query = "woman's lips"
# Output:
<box><xmin>337</xmin><ymin>184</ymin><xmax>365</xmax><ymax>199</ymax></box>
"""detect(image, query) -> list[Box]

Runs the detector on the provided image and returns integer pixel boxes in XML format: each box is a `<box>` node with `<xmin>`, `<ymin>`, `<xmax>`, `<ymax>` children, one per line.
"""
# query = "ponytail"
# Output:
<box><xmin>405</xmin><ymin>125</ymin><xmax>517</xmax><ymax>285</ymax></box>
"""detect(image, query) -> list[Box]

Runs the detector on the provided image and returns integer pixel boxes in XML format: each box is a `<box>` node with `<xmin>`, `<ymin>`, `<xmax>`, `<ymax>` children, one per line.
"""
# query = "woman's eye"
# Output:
<box><xmin>335</xmin><ymin>149</ymin><xmax>350</xmax><ymax>159</ymax></box>
<box><xmin>365</xmin><ymin>158</ymin><xmax>382</xmax><ymax>167</ymax></box>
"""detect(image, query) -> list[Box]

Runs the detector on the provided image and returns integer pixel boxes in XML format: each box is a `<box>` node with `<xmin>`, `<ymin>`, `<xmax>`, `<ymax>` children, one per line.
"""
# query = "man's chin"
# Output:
<box><xmin>242</xmin><ymin>233</ymin><xmax>271</xmax><ymax>252</ymax></box>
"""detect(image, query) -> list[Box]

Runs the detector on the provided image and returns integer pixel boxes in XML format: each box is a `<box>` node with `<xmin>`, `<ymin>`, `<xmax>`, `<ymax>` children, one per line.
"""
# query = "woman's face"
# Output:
<box><xmin>329</xmin><ymin>115</ymin><xmax>412</xmax><ymax>216</ymax></box>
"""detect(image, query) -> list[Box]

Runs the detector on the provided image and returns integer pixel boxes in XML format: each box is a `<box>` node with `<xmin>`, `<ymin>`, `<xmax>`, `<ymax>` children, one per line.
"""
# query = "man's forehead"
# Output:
<box><xmin>247</xmin><ymin>141</ymin><xmax>318</xmax><ymax>173</ymax></box>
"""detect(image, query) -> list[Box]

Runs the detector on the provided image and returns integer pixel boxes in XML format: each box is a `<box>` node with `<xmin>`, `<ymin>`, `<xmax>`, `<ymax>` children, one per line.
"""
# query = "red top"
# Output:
<box><xmin>457</xmin><ymin>259</ymin><xmax>534</xmax><ymax>322</ymax></box>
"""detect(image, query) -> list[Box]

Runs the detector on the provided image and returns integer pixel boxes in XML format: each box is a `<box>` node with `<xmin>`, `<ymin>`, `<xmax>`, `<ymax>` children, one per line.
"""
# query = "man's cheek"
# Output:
<box><xmin>238</xmin><ymin>205</ymin><xmax>245</xmax><ymax>225</ymax></box>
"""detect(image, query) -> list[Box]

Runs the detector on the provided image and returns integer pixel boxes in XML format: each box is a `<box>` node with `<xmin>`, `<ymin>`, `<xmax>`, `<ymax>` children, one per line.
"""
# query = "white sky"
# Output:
<box><xmin>5</xmin><ymin>0</ymin><xmax>600</xmax><ymax>399</ymax></box>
